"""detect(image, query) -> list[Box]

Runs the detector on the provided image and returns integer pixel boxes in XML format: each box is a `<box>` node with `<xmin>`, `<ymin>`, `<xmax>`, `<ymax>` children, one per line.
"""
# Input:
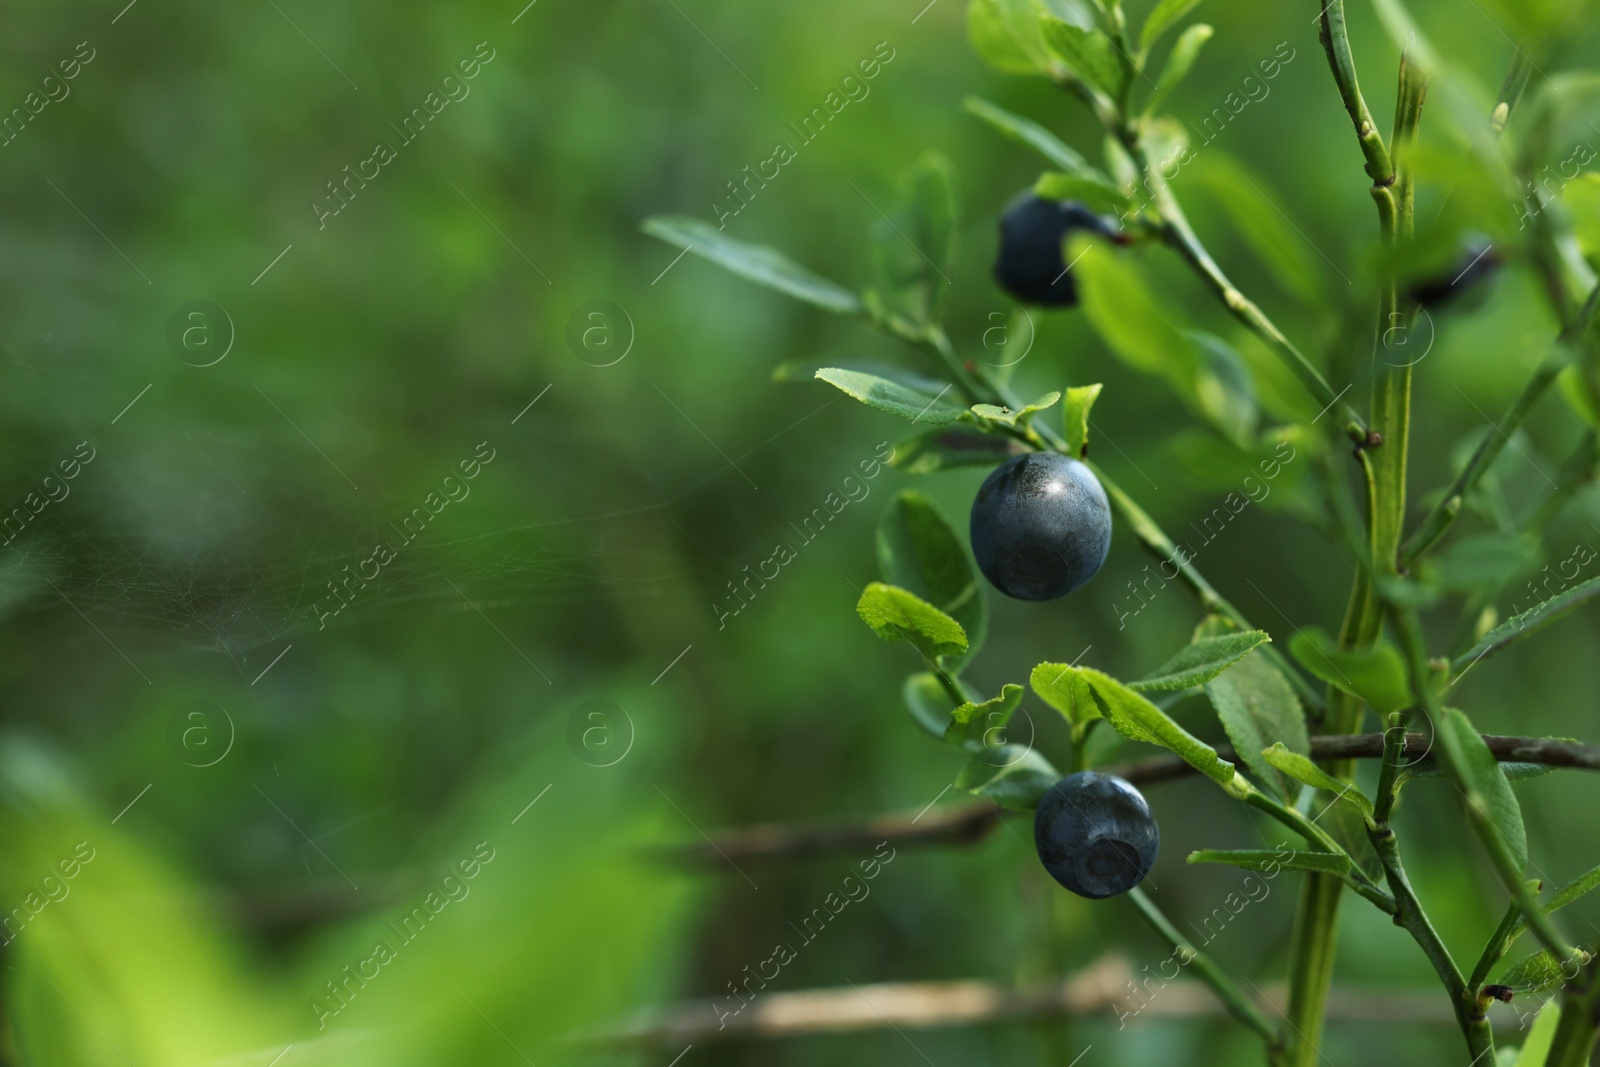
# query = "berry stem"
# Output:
<box><xmin>1124</xmin><ymin>887</ymin><xmax>1282</xmax><ymax>1048</ymax></box>
<box><xmin>1152</xmin><ymin>199</ymin><xmax>1364</xmax><ymax>441</ymax></box>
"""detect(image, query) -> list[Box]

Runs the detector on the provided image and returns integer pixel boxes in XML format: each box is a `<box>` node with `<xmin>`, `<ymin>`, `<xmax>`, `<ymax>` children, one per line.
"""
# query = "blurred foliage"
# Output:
<box><xmin>0</xmin><ymin>0</ymin><xmax>1598</xmax><ymax>1064</ymax></box>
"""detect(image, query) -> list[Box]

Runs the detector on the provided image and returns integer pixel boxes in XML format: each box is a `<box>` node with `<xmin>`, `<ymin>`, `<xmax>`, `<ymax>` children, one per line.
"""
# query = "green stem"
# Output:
<box><xmin>1448</xmin><ymin>561</ymin><xmax>1600</xmax><ymax>684</ymax></box>
<box><xmin>1285</xmin><ymin>31</ymin><xmax>1420</xmax><ymax>1066</ymax></box>
<box><xmin>1088</xmin><ymin>460</ymin><xmax>1324</xmax><ymax>714</ymax></box>
<box><xmin>1388</xmin><ymin>603</ymin><xmax>1579</xmax><ymax>968</ymax></box>
<box><xmin>1283</xmin><ymin>494</ymin><xmax>1382</xmax><ymax>1067</ymax></box>
<box><xmin>1491</xmin><ymin>48</ymin><xmax>1537</xmax><ymax>133</ymax></box>
<box><xmin>1368</xmin><ymin>825</ymin><xmax>1494</xmax><ymax>1054</ymax></box>
<box><xmin>1155</xmin><ymin>200</ymin><xmax>1364</xmax><ymax>440</ymax></box>
<box><xmin>1400</xmin><ymin>282</ymin><xmax>1600</xmax><ymax>568</ymax></box>
<box><xmin>1240</xmin><ymin>788</ymin><xmax>1395</xmax><ymax>914</ymax></box>
<box><xmin>1102</xmin><ymin>111</ymin><xmax>1365</xmax><ymax>438</ymax></box>
<box><xmin>1316</xmin><ymin>0</ymin><xmax>1394</xmax><ymax>184</ymax></box>
<box><xmin>1126</xmin><ymin>886</ymin><xmax>1282</xmax><ymax>1047</ymax></box>
<box><xmin>1523</xmin><ymin>430</ymin><xmax>1599</xmax><ymax>534</ymax></box>
<box><xmin>1545</xmin><ymin>950</ymin><xmax>1600</xmax><ymax>1067</ymax></box>
<box><xmin>1468</xmin><ymin>897</ymin><xmax>1530</xmax><ymax>992</ymax></box>
<box><xmin>924</xmin><ymin>327</ymin><xmax>1001</xmax><ymax>406</ymax></box>
<box><xmin>1372</xmin><ymin>712</ymin><xmax>1405</xmax><ymax>826</ymax></box>
<box><xmin>1282</xmin><ymin>874</ymin><xmax>1343</xmax><ymax>1065</ymax></box>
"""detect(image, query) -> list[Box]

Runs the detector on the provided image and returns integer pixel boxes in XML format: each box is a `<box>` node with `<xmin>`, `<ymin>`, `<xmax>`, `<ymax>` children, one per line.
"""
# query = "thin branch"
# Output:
<box><xmin>589</xmin><ymin>956</ymin><xmax>1458</xmax><ymax>1046</ymax></box>
<box><xmin>1450</xmin><ymin>570</ymin><xmax>1600</xmax><ymax>684</ymax></box>
<box><xmin>1467</xmin><ymin>898</ymin><xmax>1527</xmax><ymax>994</ymax></box>
<box><xmin>1316</xmin><ymin>0</ymin><xmax>1394</xmax><ymax>184</ymax></box>
<box><xmin>1390</xmin><ymin>604</ymin><xmax>1580</xmax><ymax>968</ymax></box>
<box><xmin>1546</xmin><ymin>944</ymin><xmax>1600</xmax><ymax>1066</ymax></box>
<box><xmin>1127</xmin><ymin>887</ymin><xmax>1282</xmax><ymax>1046</ymax></box>
<box><xmin>1368</xmin><ymin>825</ymin><xmax>1492</xmax><ymax>1054</ymax></box>
<box><xmin>1491</xmin><ymin>48</ymin><xmax>1538</xmax><ymax>134</ymax></box>
<box><xmin>658</xmin><ymin>800</ymin><xmax>1004</xmax><ymax>865</ymax></box>
<box><xmin>1155</xmin><ymin>201</ymin><xmax>1364</xmax><ymax>438</ymax></box>
<box><xmin>1401</xmin><ymin>281</ymin><xmax>1600</xmax><ymax>567</ymax></box>
<box><xmin>1090</xmin><ymin>461</ymin><xmax>1325</xmax><ymax>713</ymax></box>
<box><xmin>663</xmin><ymin>734</ymin><xmax>1600</xmax><ymax>866</ymax></box>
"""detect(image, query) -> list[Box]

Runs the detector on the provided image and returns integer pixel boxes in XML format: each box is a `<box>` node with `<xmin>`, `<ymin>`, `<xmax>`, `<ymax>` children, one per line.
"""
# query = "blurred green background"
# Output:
<box><xmin>0</xmin><ymin>0</ymin><xmax>1598</xmax><ymax>1063</ymax></box>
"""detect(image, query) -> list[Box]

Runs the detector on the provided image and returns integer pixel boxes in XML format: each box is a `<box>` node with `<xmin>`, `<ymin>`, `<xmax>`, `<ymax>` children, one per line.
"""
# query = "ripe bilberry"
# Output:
<box><xmin>993</xmin><ymin>192</ymin><xmax>1118</xmax><ymax>307</ymax></box>
<box><xmin>1034</xmin><ymin>771</ymin><xmax>1159</xmax><ymax>899</ymax></box>
<box><xmin>969</xmin><ymin>452</ymin><xmax>1111</xmax><ymax>601</ymax></box>
<box><xmin>1409</xmin><ymin>237</ymin><xmax>1501</xmax><ymax>310</ymax></box>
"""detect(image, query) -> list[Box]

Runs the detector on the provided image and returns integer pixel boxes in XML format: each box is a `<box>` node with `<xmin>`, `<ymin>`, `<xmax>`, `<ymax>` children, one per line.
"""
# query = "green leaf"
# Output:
<box><xmin>970</xmin><ymin>390</ymin><xmax>1061</xmax><ymax>428</ymax></box>
<box><xmin>1040</xmin><ymin>17</ymin><xmax>1125</xmax><ymax>99</ymax></box>
<box><xmin>1140</xmin><ymin>0</ymin><xmax>1203</xmax><ymax>51</ymax></box>
<box><xmin>1453</xmin><ymin>571</ymin><xmax>1600</xmax><ymax>676</ymax></box>
<box><xmin>1182</xmin><ymin>154</ymin><xmax>1321</xmax><ymax>306</ymax></box>
<box><xmin>945</xmin><ymin>684</ymin><xmax>1025</xmax><ymax>747</ymax></box>
<box><xmin>1496</xmin><ymin>859</ymin><xmax>1600</xmax><ymax>962</ymax></box>
<box><xmin>891</xmin><ymin>427</ymin><xmax>1021</xmax><ymax>473</ymax></box>
<box><xmin>1145</xmin><ymin>23</ymin><xmax>1213</xmax><ymax>116</ymax></box>
<box><xmin>773</xmin><ymin>358</ymin><xmax>939</xmax><ymax>388</ymax></box>
<box><xmin>1072</xmin><ymin>237</ymin><xmax>1200</xmax><ymax>393</ymax></box>
<box><xmin>1441</xmin><ymin>707</ymin><xmax>1527</xmax><ymax>873</ymax></box>
<box><xmin>815</xmin><ymin>367</ymin><xmax>967</xmax><ymax>424</ymax></box>
<box><xmin>1059</xmin><ymin>666</ymin><xmax>1238</xmax><ymax>788</ymax></box>
<box><xmin>1129</xmin><ymin>630</ymin><xmax>1270</xmax><ymax>692</ymax></box>
<box><xmin>1499</xmin><ymin>948</ymin><xmax>1591</xmax><ymax>994</ymax></box>
<box><xmin>1063</xmin><ymin>383</ymin><xmax>1102</xmax><ymax>457</ymax></box>
<box><xmin>1188</xmin><ymin>847</ymin><xmax>1352</xmax><ymax>877</ymax></box>
<box><xmin>1289</xmin><ymin>628</ymin><xmax>1412</xmax><ymax>714</ymax></box>
<box><xmin>955</xmin><ymin>744</ymin><xmax>1059</xmax><ymax>810</ymax></box>
<box><xmin>869</xmin><ymin>152</ymin><xmax>959</xmax><ymax>329</ymax></box>
<box><xmin>1189</xmin><ymin>331</ymin><xmax>1258</xmax><ymax>448</ymax></box>
<box><xmin>641</xmin><ymin>216</ymin><xmax>861</xmax><ymax>313</ymax></box>
<box><xmin>1516</xmin><ymin>997</ymin><xmax>1562</xmax><ymax>1066</ymax></box>
<box><xmin>1567</xmin><ymin>173</ymin><xmax>1600</xmax><ymax>260</ymax></box>
<box><xmin>1030</xmin><ymin>662</ymin><xmax>1101</xmax><ymax>730</ymax></box>
<box><xmin>1403</xmin><ymin>759</ymin><xmax>1554</xmax><ymax>783</ymax></box>
<box><xmin>1546</xmin><ymin>862</ymin><xmax>1600</xmax><ymax>916</ymax></box>
<box><xmin>1261</xmin><ymin>743</ymin><xmax>1373</xmax><ymax>821</ymax></box>
<box><xmin>967</xmin><ymin>0</ymin><xmax>1053</xmax><ymax>76</ymax></box>
<box><xmin>1141</xmin><ymin>117</ymin><xmax>1190</xmax><ymax>176</ymax></box>
<box><xmin>1425</xmin><ymin>533</ymin><xmax>1542</xmax><ymax>594</ymax></box>
<box><xmin>856</xmin><ymin>582</ymin><xmax>969</xmax><ymax>660</ymax></box>
<box><xmin>904</xmin><ymin>672</ymin><xmax>955</xmax><ymax>739</ymax></box>
<box><xmin>964</xmin><ymin>96</ymin><xmax>1104</xmax><ymax>180</ymax></box>
<box><xmin>1369</xmin><ymin>0</ymin><xmax>1441</xmax><ymax>75</ymax></box>
<box><xmin>1034</xmin><ymin>171</ymin><xmax>1133</xmax><ymax>215</ymax></box>
<box><xmin>877</xmin><ymin>491</ymin><xmax>987</xmax><ymax>669</ymax></box>
<box><xmin>1559</xmin><ymin>364</ymin><xmax>1600</xmax><ymax>432</ymax></box>
<box><xmin>1208</xmin><ymin>652</ymin><xmax>1310</xmax><ymax>804</ymax></box>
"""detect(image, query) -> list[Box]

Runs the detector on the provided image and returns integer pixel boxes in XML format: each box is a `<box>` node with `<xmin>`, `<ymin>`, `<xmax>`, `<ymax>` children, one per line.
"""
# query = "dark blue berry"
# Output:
<box><xmin>969</xmin><ymin>452</ymin><xmax>1111</xmax><ymax>601</ymax></box>
<box><xmin>1034</xmin><ymin>771</ymin><xmax>1159</xmax><ymax>899</ymax></box>
<box><xmin>1409</xmin><ymin>237</ymin><xmax>1500</xmax><ymax>310</ymax></box>
<box><xmin>993</xmin><ymin>193</ymin><xmax>1118</xmax><ymax>307</ymax></box>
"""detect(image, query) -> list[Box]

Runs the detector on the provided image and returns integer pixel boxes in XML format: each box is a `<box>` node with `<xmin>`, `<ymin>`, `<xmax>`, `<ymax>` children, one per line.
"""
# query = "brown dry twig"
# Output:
<box><xmin>663</xmin><ymin>733</ymin><xmax>1600</xmax><ymax>866</ymax></box>
<box><xmin>591</xmin><ymin>955</ymin><xmax>1454</xmax><ymax>1046</ymax></box>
